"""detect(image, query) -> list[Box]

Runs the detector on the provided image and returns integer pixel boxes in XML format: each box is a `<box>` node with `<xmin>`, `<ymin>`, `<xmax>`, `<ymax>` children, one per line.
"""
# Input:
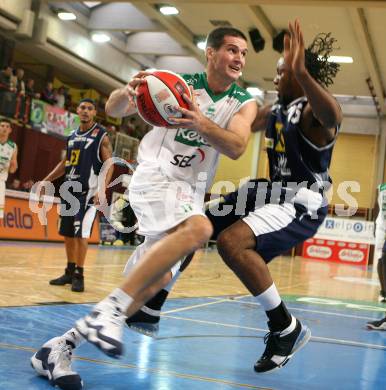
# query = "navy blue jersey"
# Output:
<box><xmin>64</xmin><ymin>123</ymin><xmax>107</xmax><ymax>196</ymax></box>
<box><xmin>266</xmin><ymin>97</ymin><xmax>337</xmax><ymax>192</ymax></box>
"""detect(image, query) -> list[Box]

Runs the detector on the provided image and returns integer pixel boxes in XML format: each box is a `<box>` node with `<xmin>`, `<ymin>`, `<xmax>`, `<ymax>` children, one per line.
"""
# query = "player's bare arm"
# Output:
<box><xmin>170</xmin><ymin>88</ymin><xmax>257</xmax><ymax>160</ymax></box>
<box><xmin>105</xmin><ymin>71</ymin><xmax>150</xmax><ymax>118</ymax></box>
<box><xmin>286</xmin><ymin>20</ymin><xmax>342</xmax><ymax>146</ymax></box>
<box><xmin>43</xmin><ymin>158</ymin><xmax>66</xmax><ymax>182</ymax></box>
<box><xmin>95</xmin><ymin>135</ymin><xmax>114</xmax><ymax>205</ymax></box>
<box><xmin>8</xmin><ymin>145</ymin><xmax>17</xmax><ymax>174</ymax></box>
<box><xmin>252</xmin><ymin>105</ymin><xmax>272</xmax><ymax>133</ymax></box>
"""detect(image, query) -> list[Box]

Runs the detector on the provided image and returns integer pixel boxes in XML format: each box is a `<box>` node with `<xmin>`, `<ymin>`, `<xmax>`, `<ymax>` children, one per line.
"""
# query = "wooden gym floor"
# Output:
<box><xmin>0</xmin><ymin>241</ymin><xmax>385</xmax><ymax>389</ymax></box>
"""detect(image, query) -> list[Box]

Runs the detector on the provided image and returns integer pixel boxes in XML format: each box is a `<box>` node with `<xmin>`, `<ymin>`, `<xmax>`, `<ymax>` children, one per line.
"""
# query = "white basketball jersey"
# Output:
<box><xmin>136</xmin><ymin>72</ymin><xmax>254</xmax><ymax>190</ymax></box>
<box><xmin>0</xmin><ymin>140</ymin><xmax>16</xmax><ymax>181</ymax></box>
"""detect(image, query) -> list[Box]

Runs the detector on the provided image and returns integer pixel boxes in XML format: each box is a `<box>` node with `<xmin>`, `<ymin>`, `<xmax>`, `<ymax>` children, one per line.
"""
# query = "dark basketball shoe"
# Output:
<box><xmin>254</xmin><ymin>317</ymin><xmax>311</xmax><ymax>373</ymax></box>
<box><xmin>378</xmin><ymin>292</ymin><xmax>386</xmax><ymax>303</ymax></box>
<box><xmin>126</xmin><ymin>308</ymin><xmax>160</xmax><ymax>337</ymax></box>
<box><xmin>367</xmin><ymin>316</ymin><xmax>386</xmax><ymax>330</ymax></box>
<box><xmin>31</xmin><ymin>336</ymin><xmax>83</xmax><ymax>390</ymax></box>
<box><xmin>71</xmin><ymin>272</ymin><xmax>84</xmax><ymax>293</ymax></box>
<box><xmin>50</xmin><ymin>268</ymin><xmax>73</xmax><ymax>286</ymax></box>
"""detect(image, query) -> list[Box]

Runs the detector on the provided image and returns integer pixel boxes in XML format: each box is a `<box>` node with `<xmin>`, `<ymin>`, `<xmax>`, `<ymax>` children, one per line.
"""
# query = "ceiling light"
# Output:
<box><xmin>196</xmin><ymin>40</ymin><xmax>206</xmax><ymax>50</ymax></box>
<box><xmin>319</xmin><ymin>55</ymin><xmax>353</xmax><ymax>64</ymax></box>
<box><xmin>159</xmin><ymin>6</ymin><xmax>179</xmax><ymax>15</ymax></box>
<box><xmin>83</xmin><ymin>1</ymin><xmax>101</xmax><ymax>8</ymax></box>
<box><xmin>91</xmin><ymin>32</ymin><xmax>111</xmax><ymax>43</ymax></box>
<box><xmin>328</xmin><ymin>56</ymin><xmax>353</xmax><ymax>63</ymax></box>
<box><xmin>57</xmin><ymin>11</ymin><xmax>76</xmax><ymax>21</ymax></box>
<box><xmin>247</xmin><ymin>86</ymin><xmax>264</xmax><ymax>98</ymax></box>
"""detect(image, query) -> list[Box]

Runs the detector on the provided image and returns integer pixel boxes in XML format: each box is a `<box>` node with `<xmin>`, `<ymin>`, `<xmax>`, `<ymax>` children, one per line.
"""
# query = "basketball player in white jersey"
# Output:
<box><xmin>31</xmin><ymin>26</ymin><xmax>257</xmax><ymax>388</ymax></box>
<box><xmin>77</xmin><ymin>26</ymin><xmax>257</xmax><ymax>354</ymax></box>
<box><xmin>0</xmin><ymin>119</ymin><xmax>18</xmax><ymax>218</ymax></box>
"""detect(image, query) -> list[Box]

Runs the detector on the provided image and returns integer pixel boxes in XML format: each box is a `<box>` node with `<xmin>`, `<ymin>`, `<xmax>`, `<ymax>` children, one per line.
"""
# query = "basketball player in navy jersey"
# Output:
<box><xmin>42</xmin><ymin>99</ymin><xmax>113</xmax><ymax>293</ymax></box>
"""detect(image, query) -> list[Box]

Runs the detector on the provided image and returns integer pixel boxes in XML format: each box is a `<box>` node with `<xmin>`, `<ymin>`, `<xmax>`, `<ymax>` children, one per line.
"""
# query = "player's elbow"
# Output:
<box><xmin>228</xmin><ymin>143</ymin><xmax>246</xmax><ymax>160</ymax></box>
<box><xmin>318</xmin><ymin>105</ymin><xmax>342</xmax><ymax>130</ymax></box>
<box><xmin>105</xmin><ymin>102</ymin><xmax>116</xmax><ymax>118</ymax></box>
<box><xmin>332</xmin><ymin>109</ymin><xmax>343</xmax><ymax>128</ymax></box>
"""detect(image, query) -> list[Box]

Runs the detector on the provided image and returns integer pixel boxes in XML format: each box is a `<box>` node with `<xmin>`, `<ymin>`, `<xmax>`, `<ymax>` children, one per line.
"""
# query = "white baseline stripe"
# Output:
<box><xmin>230</xmin><ymin>297</ymin><xmax>383</xmax><ymax>320</ymax></box>
<box><xmin>163</xmin><ymin>296</ymin><xmax>380</xmax><ymax>320</ymax></box>
<box><xmin>163</xmin><ymin>298</ymin><xmax>229</xmax><ymax>315</ymax></box>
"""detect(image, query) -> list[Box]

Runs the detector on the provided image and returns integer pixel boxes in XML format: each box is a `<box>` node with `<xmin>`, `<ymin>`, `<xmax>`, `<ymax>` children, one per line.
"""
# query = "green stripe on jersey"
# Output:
<box><xmin>181</xmin><ymin>72</ymin><xmax>252</xmax><ymax>104</ymax></box>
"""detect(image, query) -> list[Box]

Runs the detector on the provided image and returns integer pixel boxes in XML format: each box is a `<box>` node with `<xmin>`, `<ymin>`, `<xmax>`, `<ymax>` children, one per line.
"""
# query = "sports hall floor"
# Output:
<box><xmin>0</xmin><ymin>241</ymin><xmax>385</xmax><ymax>389</ymax></box>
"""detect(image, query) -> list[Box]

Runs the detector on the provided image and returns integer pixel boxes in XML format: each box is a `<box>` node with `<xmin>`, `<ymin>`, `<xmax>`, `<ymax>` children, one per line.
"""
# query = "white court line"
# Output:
<box><xmin>163</xmin><ymin>314</ymin><xmax>267</xmax><ymax>332</ymax></box>
<box><xmin>163</xmin><ymin>298</ymin><xmax>230</xmax><ymax>315</ymax></box>
<box><xmin>162</xmin><ymin>315</ymin><xmax>386</xmax><ymax>351</ymax></box>
<box><xmin>230</xmin><ymin>296</ymin><xmax>382</xmax><ymax>320</ymax></box>
<box><xmin>164</xmin><ymin>296</ymin><xmax>379</xmax><ymax>321</ymax></box>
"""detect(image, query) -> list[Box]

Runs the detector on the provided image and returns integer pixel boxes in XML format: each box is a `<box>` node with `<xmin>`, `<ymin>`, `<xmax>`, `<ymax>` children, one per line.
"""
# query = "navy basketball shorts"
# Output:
<box><xmin>59</xmin><ymin>195</ymin><xmax>97</xmax><ymax>239</ymax></box>
<box><xmin>242</xmin><ymin>188</ymin><xmax>328</xmax><ymax>263</ymax></box>
<box><xmin>207</xmin><ymin>187</ymin><xmax>328</xmax><ymax>263</ymax></box>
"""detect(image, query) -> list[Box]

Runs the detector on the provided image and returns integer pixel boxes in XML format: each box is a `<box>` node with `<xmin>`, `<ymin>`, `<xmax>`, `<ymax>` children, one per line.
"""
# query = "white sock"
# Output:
<box><xmin>108</xmin><ymin>288</ymin><xmax>134</xmax><ymax>312</ymax></box>
<box><xmin>62</xmin><ymin>328</ymin><xmax>84</xmax><ymax>348</ymax></box>
<box><xmin>165</xmin><ymin>270</ymin><xmax>181</xmax><ymax>292</ymax></box>
<box><xmin>280</xmin><ymin>315</ymin><xmax>297</xmax><ymax>336</ymax></box>
<box><xmin>253</xmin><ymin>283</ymin><xmax>282</xmax><ymax>311</ymax></box>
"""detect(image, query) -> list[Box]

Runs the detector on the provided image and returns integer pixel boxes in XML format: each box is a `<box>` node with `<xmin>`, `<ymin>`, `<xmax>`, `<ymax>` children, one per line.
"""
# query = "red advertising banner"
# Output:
<box><xmin>302</xmin><ymin>238</ymin><xmax>370</xmax><ymax>266</ymax></box>
<box><xmin>0</xmin><ymin>195</ymin><xmax>99</xmax><ymax>243</ymax></box>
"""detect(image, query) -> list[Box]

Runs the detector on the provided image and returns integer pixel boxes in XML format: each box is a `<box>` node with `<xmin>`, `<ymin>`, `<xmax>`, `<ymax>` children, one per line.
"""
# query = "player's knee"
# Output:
<box><xmin>184</xmin><ymin>216</ymin><xmax>213</xmax><ymax>248</ymax></box>
<box><xmin>216</xmin><ymin>229</ymin><xmax>239</xmax><ymax>262</ymax></box>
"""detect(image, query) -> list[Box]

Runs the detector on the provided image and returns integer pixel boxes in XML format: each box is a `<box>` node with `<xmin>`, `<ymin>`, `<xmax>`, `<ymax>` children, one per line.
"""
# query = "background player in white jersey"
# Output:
<box><xmin>0</xmin><ymin>119</ymin><xmax>18</xmax><ymax>218</ymax></box>
<box><xmin>366</xmin><ymin>184</ymin><xmax>386</xmax><ymax>330</ymax></box>
<box><xmin>31</xmin><ymin>27</ymin><xmax>257</xmax><ymax>386</ymax></box>
<box><xmin>38</xmin><ymin>99</ymin><xmax>114</xmax><ymax>293</ymax></box>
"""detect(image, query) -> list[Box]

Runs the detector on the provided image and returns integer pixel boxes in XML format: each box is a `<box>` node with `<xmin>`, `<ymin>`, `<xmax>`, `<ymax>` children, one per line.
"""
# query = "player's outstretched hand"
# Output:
<box><xmin>124</xmin><ymin>71</ymin><xmax>151</xmax><ymax>99</ymax></box>
<box><xmin>286</xmin><ymin>19</ymin><xmax>307</xmax><ymax>81</ymax></box>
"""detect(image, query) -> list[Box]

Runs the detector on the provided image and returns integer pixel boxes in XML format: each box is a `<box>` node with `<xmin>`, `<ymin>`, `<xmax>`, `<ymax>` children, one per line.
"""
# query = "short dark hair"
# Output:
<box><xmin>78</xmin><ymin>98</ymin><xmax>96</xmax><ymax>109</ymax></box>
<box><xmin>206</xmin><ymin>27</ymin><xmax>247</xmax><ymax>50</ymax></box>
<box><xmin>0</xmin><ymin>118</ymin><xmax>12</xmax><ymax>126</ymax></box>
